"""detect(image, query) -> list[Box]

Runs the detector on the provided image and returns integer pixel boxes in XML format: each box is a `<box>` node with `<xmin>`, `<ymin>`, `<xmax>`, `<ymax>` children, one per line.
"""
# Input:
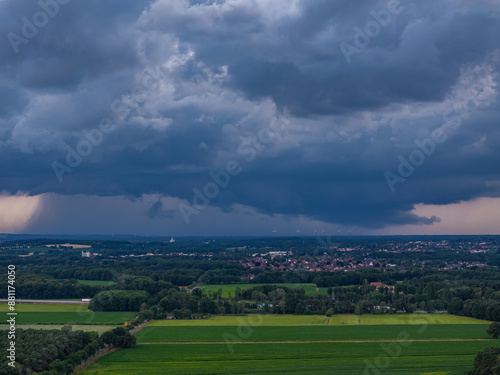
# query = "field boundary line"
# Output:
<box><xmin>137</xmin><ymin>338</ymin><xmax>495</xmax><ymax>344</ymax></box>
<box><xmin>72</xmin><ymin>347</ymin><xmax>118</xmax><ymax>375</ymax></box>
<box><xmin>129</xmin><ymin>319</ymin><xmax>153</xmax><ymax>335</ymax></box>
<box><xmin>71</xmin><ymin>320</ymin><xmax>152</xmax><ymax>374</ymax></box>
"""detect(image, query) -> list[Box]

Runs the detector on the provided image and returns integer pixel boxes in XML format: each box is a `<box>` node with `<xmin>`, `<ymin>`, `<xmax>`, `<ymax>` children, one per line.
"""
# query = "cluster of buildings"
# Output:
<box><xmin>236</xmin><ymin>239</ymin><xmax>498</xmax><ymax>273</ymax></box>
<box><xmin>81</xmin><ymin>251</ymin><xmax>102</xmax><ymax>258</ymax></box>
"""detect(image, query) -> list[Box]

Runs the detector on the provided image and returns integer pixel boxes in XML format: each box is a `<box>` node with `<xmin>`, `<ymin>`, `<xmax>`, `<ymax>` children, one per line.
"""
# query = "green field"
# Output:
<box><xmin>0</xmin><ymin>303</ymin><xmax>135</xmax><ymax>324</ymax></box>
<box><xmin>136</xmin><ymin>324</ymin><xmax>491</xmax><ymax>343</ymax></box>
<box><xmin>0</xmin><ymin>303</ymin><xmax>90</xmax><ymax>312</ymax></box>
<box><xmin>77</xmin><ymin>280</ymin><xmax>117</xmax><ymax>286</ymax></box>
<box><xmin>82</xmin><ymin>341</ymin><xmax>500</xmax><ymax>375</ymax></box>
<box><xmin>148</xmin><ymin>314</ymin><xmax>490</xmax><ymax>327</ymax></box>
<box><xmin>150</xmin><ymin>315</ymin><xmax>328</xmax><ymax>326</ymax></box>
<box><xmin>358</xmin><ymin>314</ymin><xmax>490</xmax><ymax>325</ymax></box>
<box><xmin>0</xmin><ymin>311</ymin><xmax>137</xmax><ymax>325</ymax></box>
<box><xmin>0</xmin><ymin>324</ymin><xmax>118</xmax><ymax>334</ymax></box>
<box><xmin>82</xmin><ymin>314</ymin><xmax>497</xmax><ymax>374</ymax></box>
<box><xmin>200</xmin><ymin>283</ymin><xmax>329</xmax><ymax>298</ymax></box>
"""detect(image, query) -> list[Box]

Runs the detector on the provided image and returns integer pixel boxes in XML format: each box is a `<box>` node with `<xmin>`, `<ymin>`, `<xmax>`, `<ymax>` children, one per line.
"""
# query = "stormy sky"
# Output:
<box><xmin>1</xmin><ymin>0</ymin><xmax>500</xmax><ymax>236</ymax></box>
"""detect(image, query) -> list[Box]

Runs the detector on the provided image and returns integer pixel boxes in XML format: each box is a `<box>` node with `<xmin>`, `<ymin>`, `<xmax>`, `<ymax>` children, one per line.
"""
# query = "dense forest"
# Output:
<box><xmin>0</xmin><ymin>325</ymin><xmax>138</xmax><ymax>375</ymax></box>
<box><xmin>0</xmin><ymin>328</ymin><xmax>98</xmax><ymax>375</ymax></box>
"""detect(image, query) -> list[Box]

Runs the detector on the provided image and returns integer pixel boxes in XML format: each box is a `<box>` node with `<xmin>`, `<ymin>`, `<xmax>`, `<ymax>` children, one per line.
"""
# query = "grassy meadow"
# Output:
<box><xmin>200</xmin><ymin>283</ymin><xmax>329</xmax><ymax>298</ymax></box>
<box><xmin>77</xmin><ymin>280</ymin><xmax>118</xmax><ymax>286</ymax></box>
<box><xmin>0</xmin><ymin>303</ymin><xmax>136</xmax><ymax>324</ymax></box>
<box><xmin>3</xmin><ymin>311</ymin><xmax>137</xmax><ymax>325</ymax></box>
<box><xmin>147</xmin><ymin>313</ymin><xmax>490</xmax><ymax>327</ymax></box>
<box><xmin>358</xmin><ymin>314</ymin><xmax>490</xmax><ymax>325</ymax></box>
<box><xmin>0</xmin><ymin>324</ymin><xmax>118</xmax><ymax>334</ymax></box>
<box><xmin>149</xmin><ymin>314</ymin><xmax>328</xmax><ymax>326</ymax></box>
<box><xmin>0</xmin><ymin>303</ymin><xmax>90</xmax><ymax>312</ymax></box>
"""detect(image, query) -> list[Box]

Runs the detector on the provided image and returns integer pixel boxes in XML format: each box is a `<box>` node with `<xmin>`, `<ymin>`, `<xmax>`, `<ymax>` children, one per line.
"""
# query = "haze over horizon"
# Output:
<box><xmin>1</xmin><ymin>0</ymin><xmax>500</xmax><ymax>236</ymax></box>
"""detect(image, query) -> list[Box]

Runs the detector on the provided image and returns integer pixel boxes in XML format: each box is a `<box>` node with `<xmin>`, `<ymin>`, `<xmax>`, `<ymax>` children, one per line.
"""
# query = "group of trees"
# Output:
<box><xmin>0</xmin><ymin>325</ymin><xmax>139</xmax><ymax>375</ymax></box>
<box><xmin>147</xmin><ymin>284</ymin><xmax>329</xmax><ymax>316</ymax></box>
<box><xmin>4</xmin><ymin>263</ymin><xmax>500</xmax><ymax>319</ymax></box>
<box><xmin>101</xmin><ymin>327</ymin><xmax>136</xmax><ymax>349</ymax></box>
<box><xmin>89</xmin><ymin>290</ymin><xmax>150</xmax><ymax>311</ymax></box>
<box><xmin>6</xmin><ymin>274</ymin><xmax>108</xmax><ymax>300</ymax></box>
<box><xmin>0</xmin><ymin>327</ymin><xmax>99</xmax><ymax>375</ymax></box>
<box><xmin>130</xmin><ymin>283</ymin><xmax>382</xmax><ymax>316</ymax></box>
<box><xmin>469</xmin><ymin>346</ymin><xmax>500</xmax><ymax>374</ymax></box>
<box><xmin>75</xmin><ymin>267</ymin><xmax>500</xmax><ymax>319</ymax></box>
<box><xmin>393</xmin><ymin>272</ymin><xmax>500</xmax><ymax>320</ymax></box>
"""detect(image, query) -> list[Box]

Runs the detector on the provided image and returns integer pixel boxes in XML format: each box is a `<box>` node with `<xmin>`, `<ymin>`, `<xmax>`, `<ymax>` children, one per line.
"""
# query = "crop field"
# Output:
<box><xmin>200</xmin><ymin>283</ymin><xmax>329</xmax><ymax>297</ymax></box>
<box><xmin>82</xmin><ymin>341</ymin><xmax>500</xmax><ymax>375</ymax></box>
<box><xmin>0</xmin><ymin>303</ymin><xmax>135</xmax><ymax>324</ymax></box>
<box><xmin>136</xmin><ymin>324</ymin><xmax>491</xmax><ymax>343</ymax></box>
<box><xmin>358</xmin><ymin>314</ymin><xmax>490</xmax><ymax>325</ymax></box>
<box><xmin>82</xmin><ymin>314</ymin><xmax>497</xmax><ymax>374</ymax></box>
<box><xmin>148</xmin><ymin>314</ymin><xmax>490</xmax><ymax>327</ymax></box>
<box><xmin>0</xmin><ymin>303</ymin><xmax>90</xmax><ymax>312</ymax></box>
<box><xmin>77</xmin><ymin>280</ymin><xmax>117</xmax><ymax>286</ymax></box>
<box><xmin>0</xmin><ymin>324</ymin><xmax>118</xmax><ymax>334</ymax></box>
<box><xmin>0</xmin><ymin>311</ymin><xmax>137</xmax><ymax>325</ymax></box>
<box><xmin>150</xmin><ymin>315</ymin><xmax>328</xmax><ymax>326</ymax></box>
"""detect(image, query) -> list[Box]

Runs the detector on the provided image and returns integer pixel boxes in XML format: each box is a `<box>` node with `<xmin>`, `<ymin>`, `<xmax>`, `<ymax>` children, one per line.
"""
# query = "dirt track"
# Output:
<box><xmin>137</xmin><ymin>338</ymin><xmax>496</xmax><ymax>345</ymax></box>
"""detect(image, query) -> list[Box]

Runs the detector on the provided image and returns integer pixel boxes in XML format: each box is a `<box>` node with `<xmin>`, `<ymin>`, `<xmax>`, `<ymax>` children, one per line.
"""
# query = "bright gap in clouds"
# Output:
<box><xmin>377</xmin><ymin>197</ymin><xmax>500</xmax><ymax>235</ymax></box>
<box><xmin>0</xmin><ymin>193</ymin><xmax>43</xmax><ymax>233</ymax></box>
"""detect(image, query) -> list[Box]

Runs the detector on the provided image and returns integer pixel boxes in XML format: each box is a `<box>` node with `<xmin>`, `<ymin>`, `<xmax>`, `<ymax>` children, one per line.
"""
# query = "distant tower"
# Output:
<box><xmin>170</xmin><ymin>237</ymin><xmax>175</xmax><ymax>243</ymax></box>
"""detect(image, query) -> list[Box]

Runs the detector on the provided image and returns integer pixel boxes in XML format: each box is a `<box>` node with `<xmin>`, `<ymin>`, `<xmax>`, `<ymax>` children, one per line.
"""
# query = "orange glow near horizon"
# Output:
<box><xmin>0</xmin><ymin>193</ymin><xmax>43</xmax><ymax>233</ymax></box>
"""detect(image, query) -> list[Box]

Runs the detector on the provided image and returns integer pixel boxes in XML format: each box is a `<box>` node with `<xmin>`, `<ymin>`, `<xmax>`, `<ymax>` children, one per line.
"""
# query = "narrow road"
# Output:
<box><xmin>0</xmin><ymin>299</ymin><xmax>88</xmax><ymax>304</ymax></box>
<box><xmin>70</xmin><ymin>320</ymin><xmax>152</xmax><ymax>375</ymax></box>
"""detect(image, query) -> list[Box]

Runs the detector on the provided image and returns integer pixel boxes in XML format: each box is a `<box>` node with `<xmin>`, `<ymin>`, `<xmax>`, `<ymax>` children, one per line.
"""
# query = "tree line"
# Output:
<box><xmin>0</xmin><ymin>324</ymin><xmax>140</xmax><ymax>374</ymax></box>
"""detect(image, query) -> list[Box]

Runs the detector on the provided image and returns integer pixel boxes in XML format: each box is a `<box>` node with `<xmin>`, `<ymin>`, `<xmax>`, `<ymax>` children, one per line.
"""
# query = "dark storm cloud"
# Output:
<box><xmin>1</xmin><ymin>0</ymin><xmax>500</xmax><ymax>232</ymax></box>
<box><xmin>1</xmin><ymin>0</ymin><xmax>148</xmax><ymax>88</ymax></box>
<box><xmin>144</xmin><ymin>0</ymin><xmax>498</xmax><ymax>115</ymax></box>
<box><xmin>0</xmin><ymin>86</ymin><xmax>29</xmax><ymax>118</ymax></box>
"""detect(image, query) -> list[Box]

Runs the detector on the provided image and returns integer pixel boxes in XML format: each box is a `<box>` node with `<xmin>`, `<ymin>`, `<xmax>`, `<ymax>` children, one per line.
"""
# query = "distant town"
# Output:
<box><xmin>1</xmin><ymin>236</ymin><xmax>497</xmax><ymax>276</ymax></box>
